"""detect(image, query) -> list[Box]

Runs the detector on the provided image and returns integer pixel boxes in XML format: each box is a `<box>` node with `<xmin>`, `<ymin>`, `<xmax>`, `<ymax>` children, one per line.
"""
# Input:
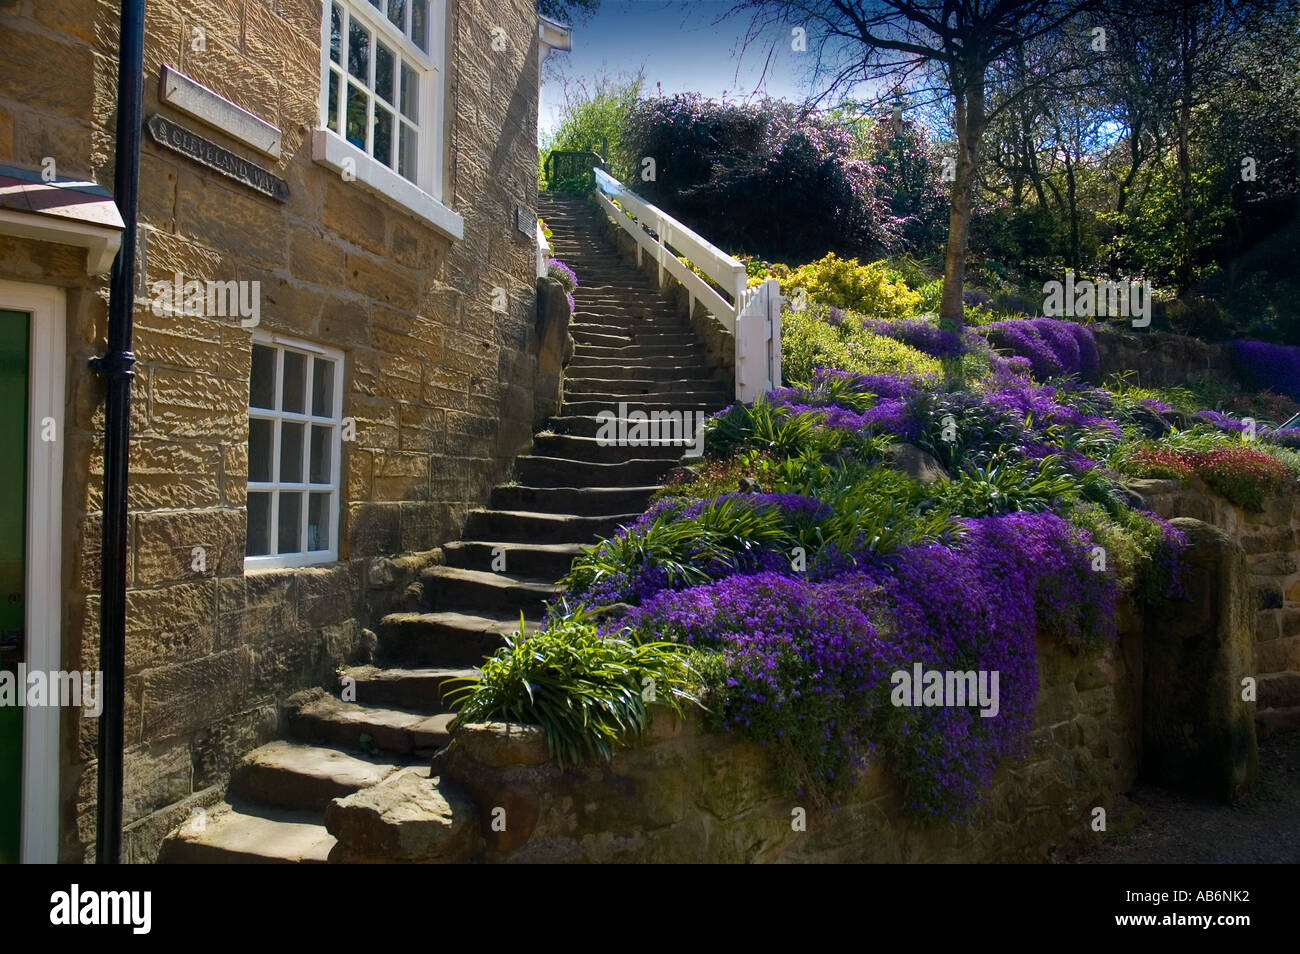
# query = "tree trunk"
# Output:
<box><xmin>1065</xmin><ymin>151</ymin><xmax>1080</xmax><ymax>269</ymax></box>
<box><xmin>939</xmin><ymin>63</ymin><xmax>987</xmax><ymax>389</ymax></box>
<box><xmin>1176</xmin><ymin>8</ymin><xmax>1197</xmax><ymax>295</ymax></box>
<box><xmin>1116</xmin><ymin>119</ymin><xmax>1144</xmax><ymax>216</ymax></box>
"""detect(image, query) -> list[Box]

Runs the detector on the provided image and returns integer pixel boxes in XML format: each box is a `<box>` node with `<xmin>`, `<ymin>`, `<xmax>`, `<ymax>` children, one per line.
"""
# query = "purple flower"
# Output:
<box><xmin>616</xmin><ymin>511</ymin><xmax>1120</xmax><ymax>820</ymax></box>
<box><xmin>982</xmin><ymin>318</ymin><xmax>1100</xmax><ymax>384</ymax></box>
<box><xmin>1229</xmin><ymin>340</ymin><xmax>1300</xmax><ymax>401</ymax></box>
<box><xmin>1197</xmin><ymin>409</ymin><xmax>1251</xmax><ymax>433</ymax></box>
<box><xmin>1262</xmin><ymin>427</ymin><xmax>1300</xmax><ymax>448</ymax></box>
<box><xmin>546</xmin><ymin>257</ymin><xmax>578</xmax><ymax>293</ymax></box>
<box><xmin>861</xmin><ymin>318</ymin><xmax>965</xmax><ymax>359</ymax></box>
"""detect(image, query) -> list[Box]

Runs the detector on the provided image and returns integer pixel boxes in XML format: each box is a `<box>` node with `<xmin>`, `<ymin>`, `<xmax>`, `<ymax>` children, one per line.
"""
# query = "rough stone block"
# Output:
<box><xmin>1142</xmin><ymin>519</ymin><xmax>1258</xmax><ymax>801</ymax></box>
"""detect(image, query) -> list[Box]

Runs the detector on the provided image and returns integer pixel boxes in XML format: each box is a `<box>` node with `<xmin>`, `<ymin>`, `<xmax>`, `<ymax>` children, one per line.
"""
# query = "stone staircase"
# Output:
<box><xmin>158</xmin><ymin>193</ymin><xmax>729</xmax><ymax>862</ymax></box>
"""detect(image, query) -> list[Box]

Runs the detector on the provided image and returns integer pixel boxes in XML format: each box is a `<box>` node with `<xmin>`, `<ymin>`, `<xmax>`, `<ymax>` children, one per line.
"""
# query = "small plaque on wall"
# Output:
<box><xmin>145</xmin><ymin>114</ymin><xmax>290</xmax><ymax>203</ymax></box>
<box><xmin>515</xmin><ymin>204</ymin><xmax>533</xmax><ymax>236</ymax></box>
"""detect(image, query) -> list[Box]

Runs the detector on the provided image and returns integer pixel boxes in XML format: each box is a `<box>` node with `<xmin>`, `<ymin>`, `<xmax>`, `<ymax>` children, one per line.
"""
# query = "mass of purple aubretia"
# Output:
<box><xmin>982</xmin><ymin>317</ymin><xmax>1101</xmax><ymax>383</ymax></box>
<box><xmin>1229</xmin><ymin>340</ymin><xmax>1300</xmax><ymax>401</ymax></box>
<box><xmin>614</xmin><ymin>511</ymin><xmax>1118</xmax><ymax>820</ymax></box>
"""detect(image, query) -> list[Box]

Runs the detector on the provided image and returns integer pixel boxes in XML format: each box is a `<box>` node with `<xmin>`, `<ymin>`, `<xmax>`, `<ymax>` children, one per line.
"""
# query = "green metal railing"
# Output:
<box><xmin>542</xmin><ymin>150</ymin><xmax>605</xmax><ymax>193</ymax></box>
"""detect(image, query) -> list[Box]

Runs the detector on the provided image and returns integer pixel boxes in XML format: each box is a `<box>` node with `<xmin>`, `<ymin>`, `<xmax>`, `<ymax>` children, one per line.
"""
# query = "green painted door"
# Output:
<box><xmin>0</xmin><ymin>309</ymin><xmax>29</xmax><ymax>864</ymax></box>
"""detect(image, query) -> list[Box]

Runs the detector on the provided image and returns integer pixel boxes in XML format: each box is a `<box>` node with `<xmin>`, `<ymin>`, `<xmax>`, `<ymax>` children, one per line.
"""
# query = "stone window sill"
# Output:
<box><xmin>311</xmin><ymin>129</ymin><xmax>463</xmax><ymax>241</ymax></box>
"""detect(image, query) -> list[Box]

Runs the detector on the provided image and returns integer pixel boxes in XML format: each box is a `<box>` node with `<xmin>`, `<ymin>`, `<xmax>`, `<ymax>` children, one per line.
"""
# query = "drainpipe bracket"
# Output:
<box><xmin>89</xmin><ymin>351</ymin><xmax>137</xmax><ymax>378</ymax></box>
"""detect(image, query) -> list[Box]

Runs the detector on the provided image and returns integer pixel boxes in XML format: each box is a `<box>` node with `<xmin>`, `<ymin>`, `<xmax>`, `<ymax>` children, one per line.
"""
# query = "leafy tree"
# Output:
<box><xmin>623</xmin><ymin>96</ymin><xmax>893</xmax><ymax>263</ymax></box>
<box><xmin>541</xmin><ymin>69</ymin><xmax>644</xmax><ymax>185</ymax></box>
<box><xmin>731</xmin><ymin>1</ymin><xmax>1099</xmax><ymax>385</ymax></box>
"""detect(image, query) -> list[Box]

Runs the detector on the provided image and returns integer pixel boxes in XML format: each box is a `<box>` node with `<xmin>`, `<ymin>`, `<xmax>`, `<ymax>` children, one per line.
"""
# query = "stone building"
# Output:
<box><xmin>0</xmin><ymin>0</ymin><xmax>567</xmax><ymax>862</ymax></box>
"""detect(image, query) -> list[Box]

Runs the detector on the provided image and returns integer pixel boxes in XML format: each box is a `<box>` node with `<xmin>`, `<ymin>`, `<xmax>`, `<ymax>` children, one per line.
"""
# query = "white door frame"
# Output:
<box><xmin>0</xmin><ymin>279</ymin><xmax>65</xmax><ymax>864</ymax></box>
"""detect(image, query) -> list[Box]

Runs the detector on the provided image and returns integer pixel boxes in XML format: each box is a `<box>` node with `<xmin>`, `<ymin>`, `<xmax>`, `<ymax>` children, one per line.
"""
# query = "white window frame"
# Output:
<box><xmin>0</xmin><ymin>279</ymin><xmax>64</xmax><ymax>864</ymax></box>
<box><xmin>313</xmin><ymin>0</ymin><xmax>463</xmax><ymax>240</ymax></box>
<box><xmin>244</xmin><ymin>332</ymin><xmax>345</xmax><ymax>570</ymax></box>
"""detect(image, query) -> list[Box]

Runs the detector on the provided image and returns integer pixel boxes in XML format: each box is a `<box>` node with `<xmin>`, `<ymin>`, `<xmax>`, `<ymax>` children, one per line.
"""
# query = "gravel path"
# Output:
<box><xmin>1077</xmin><ymin>731</ymin><xmax>1300</xmax><ymax>863</ymax></box>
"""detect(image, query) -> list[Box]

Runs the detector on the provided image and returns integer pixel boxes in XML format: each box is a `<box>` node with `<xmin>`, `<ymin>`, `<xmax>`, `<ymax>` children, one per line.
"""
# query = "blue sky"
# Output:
<box><xmin>540</xmin><ymin>1</ymin><xmax>821</xmax><ymax>138</ymax></box>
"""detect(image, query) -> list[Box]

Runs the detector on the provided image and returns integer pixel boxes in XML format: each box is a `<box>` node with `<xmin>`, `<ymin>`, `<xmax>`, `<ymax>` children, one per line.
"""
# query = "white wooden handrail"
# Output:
<box><xmin>593</xmin><ymin>168</ymin><xmax>746</xmax><ymax>333</ymax></box>
<box><xmin>536</xmin><ymin>219</ymin><xmax>551</xmax><ymax>280</ymax></box>
<box><xmin>591</xmin><ymin>168</ymin><xmax>781</xmax><ymax>401</ymax></box>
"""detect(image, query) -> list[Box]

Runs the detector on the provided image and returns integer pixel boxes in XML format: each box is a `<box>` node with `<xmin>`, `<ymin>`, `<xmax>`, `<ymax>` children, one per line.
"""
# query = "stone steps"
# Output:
<box><xmin>160</xmin><ymin>189</ymin><xmax>722</xmax><ymax>863</ymax></box>
<box><xmin>565</xmin><ymin>362</ymin><xmax>715</xmax><ymax>381</ymax></box>
<box><xmin>460</xmin><ymin>508</ymin><xmax>639</xmax><ymax>544</ymax></box>
<box><xmin>338</xmin><ymin>665</ymin><xmax>479</xmax><ymax>714</ymax></box>
<box><xmin>561</xmin><ymin>399</ymin><xmax>724</xmax><ymax>418</ymax></box>
<box><xmin>443</xmin><ymin>537</ymin><xmax>588</xmax><ymax>576</ymax></box>
<box><xmin>230</xmin><ymin>741</ymin><xmax>405</xmax><ymax>813</ymax></box>
<box><xmin>512</xmin><ymin>454</ymin><xmax>682</xmax><ymax>487</ymax></box>
<box><xmin>378</xmin><ymin>609</ymin><xmax>539</xmax><ymax>667</ymax></box>
<box><xmin>286</xmin><ymin>689</ymin><xmax>455</xmax><ymax>755</ymax></box>
<box><xmin>158</xmin><ymin>803</ymin><xmax>337</xmax><ymax>864</ymax></box>
<box><xmin>574</xmin><ymin>343</ymin><xmax>701</xmax><ymax>359</ymax></box>
<box><xmin>533</xmin><ymin>433</ymin><xmax>688</xmax><ymax>463</ymax></box>
<box><xmin>420</xmin><ymin>563</ymin><xmax>561</xmax><ymax>613</ymax></box>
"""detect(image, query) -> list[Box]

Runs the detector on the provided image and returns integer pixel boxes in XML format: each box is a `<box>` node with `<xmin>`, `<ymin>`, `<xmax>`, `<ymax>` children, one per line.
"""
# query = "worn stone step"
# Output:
<box><xmin>443</xmin><ymin>537</ymin><xmax>587</xmax><ymax>577</ymax></box>
<box><xmin>1258</xmin><ymin>672</ymin><xmax>1300</xmax><ymax>709</ymax></box>
<box><xmin>632</xmin><ymin>331</ymin><xmax>700</xmax><ymax>344</ymax></box>
<box><xmin>544</xmin><ymin>413</ymin><xmax>707</xmax><ymax>440</ymax></box>
<box><xmin>569</xmin><ymin>353</ymin><xmax>710</xmax><ymax>369</ymax></box>
<box><xmin>566</xmin><ymin>374</ymin><xmax>729</xmax><ymax>393</ymax></box>
<box><xmin>561</xmin><ymin>399</ymin><xmax>724</xmax><ymax>418</ymax></box>
<box><xmin>461</xmin><ymin>508</ymin><xmax>639</xmax><ymax>544</ymax></box>
<box><xmin>229</xmin><ymin>741</ymin><xmax>403</xmax><ymax>813</ymax></box>
<box><xmin>573</xmin><ymin>301</ymin><xmax>680</xmax><ymax>312</ymax></box>
<box><xmin>286</xmin><ymin>689</ymin><xmax>455</xmax><ymax>755</ymax></box>
<box><xmin>566</xmin><ymin>362</ymin><xmax>714</xmax><ymax>381</ymax></box>
<box><xmin>339</xmin><ymin>665</ymin><xmax>478</xmax><ymax>714</ymax></box>
<box><xmin>509</xmin><ymin>454</ymin><xmax>676</xmax><ymax>488</ymax></box>
<box><xmin>573</xmin><ymin>343</ymin><xmax>697</xmax><ymax>359</ymax></box>
<box><xmin>512</xmin><ymin>453</ymin><xmax>678</xmax><ymax>487</ymax></box>
<box><xmin>533</xmin><ymin>433</ymin><xmax>687</xmax><ymax>463</ymax></box>
<box><xmin>572</xmin><ymin>289</ymin><xmax>667</xmax><ymax>299</ymax></box>
<box><xmin>489</xmin><ymin>482</ymin><xmax>660</xmax><ymax>516</ymax></box>
<box><xmin>159</xmin><ymin>802</ymin><xmax>335</xmax><ymax>864</ymax></box>
<box><xmin>573</xmin><ymin>312</ymin><xmax>681</xmax><ymax>323</ymax></box>
<box><xmin>572</xmin><ymin>320</ymin><xmax>693</xmax><ymax>335</ymax></box>
<box><xmin>1255</xmin><ymin>705</ymin><xmax>1300</xmax><ymax>739</ymax></box>
<box><xmin>378</xmin><ymin>608</ymin><xmax>538</xmax><ymax>666</ymax></box>
<box><xmin>565</xmin><ymin>392</ymin><xmax>730</xmax><ymax>410</ymax></box>
<box><xmin>570</xmin><ymin>321</ymin><xmax>646</xmax><ymax>338</ymax></box>
<box><xmin>571</xmin><ymin>329</ymin><xmax>632</xmax><ymax>347</ymax></box>
<box><xmin>420</xmin><ymin>563</ymin><xmax>560</xmax><ymax>613</ymax></box>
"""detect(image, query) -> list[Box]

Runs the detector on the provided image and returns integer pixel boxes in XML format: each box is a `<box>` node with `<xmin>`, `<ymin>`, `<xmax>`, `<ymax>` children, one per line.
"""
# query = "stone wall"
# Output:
<box><xmin>323</xmin><ymin>502</ymin><xmax>1265</xmax><ymax>863</ymax></box>
<box><xmin>327</xmin><ymin>605</ymin><xmax>1146</xmax><ymax>863</ymax></box>
<box><xmin>1129</xmin><ymin>479</ymin><xmax>1300</xmax><ymax>738</ymax></box>
<box><xmin>0</xmin><ymin>0</ymin><xmax>544</xmax><ymax>862</ymax></box>
<box><xmin>1094</xmin><ymin>328</ymin><xmax>1233</xmax><ymax>387</ymax></box>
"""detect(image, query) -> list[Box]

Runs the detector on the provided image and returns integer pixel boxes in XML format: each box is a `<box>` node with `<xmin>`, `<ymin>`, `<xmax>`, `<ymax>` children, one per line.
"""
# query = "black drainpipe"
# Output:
<box><xmin>89</xmin><ymin>0</ymin><xmax>146</xmax><ymax>864</ymax></box>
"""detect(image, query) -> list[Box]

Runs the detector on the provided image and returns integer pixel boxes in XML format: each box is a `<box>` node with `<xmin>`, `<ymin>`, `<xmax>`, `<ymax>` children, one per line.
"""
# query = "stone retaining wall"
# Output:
<box><xmin>324</xmin><ymin>502</ymin><xmax>1263</xmax><ymax>863</ymax></box>
<box><xmin>1094</xmin><ymin>328</ymin><xmax>1233</xmax><ymax>387</ymax></box>
<box><xmin>325</xmin><ymin>600</ymin><xmax>1146</xmax><ymax>863</ymax></box>
<box><xmin>1129</xmin><ymin>479</ymin><xmax>1300</xmax><ymax>737</ymax></box>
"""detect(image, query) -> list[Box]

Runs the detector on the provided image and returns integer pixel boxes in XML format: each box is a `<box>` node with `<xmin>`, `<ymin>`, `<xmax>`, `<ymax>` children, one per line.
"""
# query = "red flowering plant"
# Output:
<box><xmin>1122</xmin><ymin>441</ymin><xmax>1294</xmax><ymax>511</ymax></box>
